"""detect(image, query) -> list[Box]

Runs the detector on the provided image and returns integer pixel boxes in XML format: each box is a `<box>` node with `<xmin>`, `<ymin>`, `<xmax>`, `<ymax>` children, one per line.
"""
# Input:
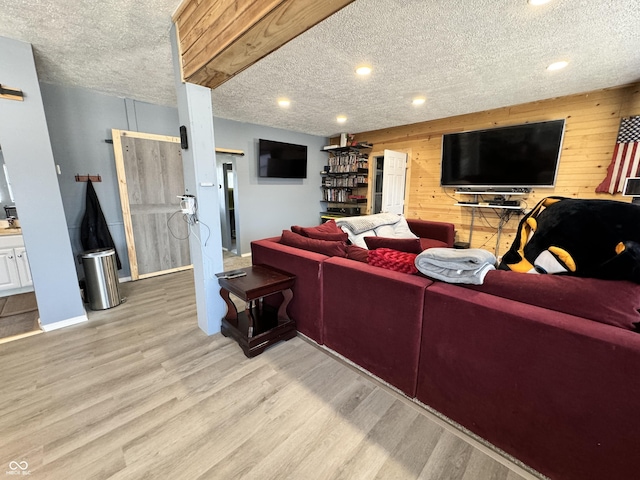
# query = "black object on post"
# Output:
<box><xmin>180</xmin><ymin>125</ymin><xmax>188</xmax><ymax>149</ymax></box>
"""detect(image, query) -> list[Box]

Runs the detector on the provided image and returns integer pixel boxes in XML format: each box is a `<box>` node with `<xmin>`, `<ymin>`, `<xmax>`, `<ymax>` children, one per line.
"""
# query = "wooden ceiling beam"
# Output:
<box><xmin>173</xmin><ymin>0</ymin><xmax>355</xmax><ymax>89</ymax></box>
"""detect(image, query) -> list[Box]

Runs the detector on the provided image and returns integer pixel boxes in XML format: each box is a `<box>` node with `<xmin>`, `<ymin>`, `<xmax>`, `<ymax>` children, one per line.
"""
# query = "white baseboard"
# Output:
<box><xmin>40</xmin><ymin>313</ymin><xmax>88</xmax><ymax>332</ymax></box>
<box><xmin>0</xmin><ymin>286</ymin><xmax>35</xmax><ymax>298</ymax></box>
<box><xmin>118</xmin><ymin>276</ymin><xmax>132</xmax><ymax>283</ymax></box>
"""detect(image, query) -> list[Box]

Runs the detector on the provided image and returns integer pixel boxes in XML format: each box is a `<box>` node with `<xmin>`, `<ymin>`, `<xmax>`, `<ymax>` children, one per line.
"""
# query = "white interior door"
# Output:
<box><xmin>381</xmin><ymin>149</ymin><xmax>408</xmax><ymax>214</ymax></box>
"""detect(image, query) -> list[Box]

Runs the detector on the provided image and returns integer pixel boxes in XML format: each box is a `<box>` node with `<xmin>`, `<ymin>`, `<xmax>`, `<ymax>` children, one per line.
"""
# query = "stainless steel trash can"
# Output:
<box><xmin>81</xmin><ymin>248</ymin><xmax>122</xmax><ymax>310</ymax></box>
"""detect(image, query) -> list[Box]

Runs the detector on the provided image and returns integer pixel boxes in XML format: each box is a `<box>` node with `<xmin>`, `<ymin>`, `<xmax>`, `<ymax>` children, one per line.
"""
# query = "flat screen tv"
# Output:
<box><xmin>258</xmin><ymin>139</ymin><xmax>307</xmax><ymax>178</ymax></box>
<box><xmin>440</xmin><ymin>119</ymin><xmax>566</xmax><ymax>189</ymax></box>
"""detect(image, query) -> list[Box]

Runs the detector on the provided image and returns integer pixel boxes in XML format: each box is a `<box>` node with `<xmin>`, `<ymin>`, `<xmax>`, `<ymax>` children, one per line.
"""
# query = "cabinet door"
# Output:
<box><xmin>15</xmin><ymin>247</ymin><xmax>32</xmax><ymax>287</ymax></box>
<box><xmin>0</xmin><ymin>247</ymin><xmax>21</xmax><ymax>291</ymax></box>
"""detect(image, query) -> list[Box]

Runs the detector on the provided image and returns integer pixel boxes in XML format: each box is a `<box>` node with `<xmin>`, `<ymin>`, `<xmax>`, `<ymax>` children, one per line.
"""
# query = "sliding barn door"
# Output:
<box><xmin>112</xmin><ymin>130</ymin><xmax>191</xmax><ymax>280</ymax></box>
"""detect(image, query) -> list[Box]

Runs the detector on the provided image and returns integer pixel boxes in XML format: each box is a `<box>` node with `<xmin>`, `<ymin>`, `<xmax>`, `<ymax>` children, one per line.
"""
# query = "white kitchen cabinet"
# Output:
<box><xmin>15</xmin><ymin>247</ymin><xmax>32</xmax><ymax>287</ymax></box>
<box><xmin>0</xmin><ymin>247</ymin><xmax>21</xmax><ymax>291</ymax></box>
<box><xmin>0</xmin><ymin>235</ymin><xmax>33</xmax><ymax>295</ymax></box>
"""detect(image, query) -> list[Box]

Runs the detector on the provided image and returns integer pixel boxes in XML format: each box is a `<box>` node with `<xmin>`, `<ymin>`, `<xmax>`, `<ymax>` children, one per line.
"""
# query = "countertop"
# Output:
<box><xmin>0</xmin><ymin>228</ymin><xmax>22</xmax><ymax>236</ymax></box>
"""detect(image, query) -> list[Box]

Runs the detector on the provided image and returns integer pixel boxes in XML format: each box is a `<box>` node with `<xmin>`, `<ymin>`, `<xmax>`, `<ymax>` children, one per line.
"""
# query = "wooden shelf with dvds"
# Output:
<box><xmin>321</xmin><ymin>142</ymin><xmax>372</xmax><ymax>221</ymax></box>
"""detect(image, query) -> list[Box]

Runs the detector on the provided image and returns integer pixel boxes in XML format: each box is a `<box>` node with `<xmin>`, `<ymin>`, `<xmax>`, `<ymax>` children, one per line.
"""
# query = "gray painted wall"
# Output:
<box><xmin>212</xmin><ymin>118</ymin><xmax>328</xmax><ymax>254</ymax></box>
<box><xmin>40</xmin><ymin>82</ymin><xmax>180</xmax><ymax>279</ymax></box>
<box><xmin>0</xmin><ymin>35</ymin><xmax>327</xmax><ymax>331</ymax></box>
<box><xmin>0</xmin><ymin>36</ymin><xmax>86</xmax><ymax>327</ymax></box>
<box><xmin>41</xmin><ymin>82</ymin><xmax>328</xmax><ymax>268</ymax></box>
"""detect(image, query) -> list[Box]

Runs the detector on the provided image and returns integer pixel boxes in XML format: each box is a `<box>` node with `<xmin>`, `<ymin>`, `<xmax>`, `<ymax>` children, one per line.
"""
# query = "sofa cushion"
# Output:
<box><xmin>251</xmin><ymin>237</ymin><xmax>327</xmax><ymax>343</ymax></box>
<box><xmin>346</xmin><ymin>244</ymin><xmax>369</xmax><ymax>263</ymax></box>
<box><xmin>291</xmin><ymin>225</ymin><xmax>306</xmax><ymax>236</ymax></box>
<box><xmin>280</xmin><ymin>230</ymin><xmax>347</xmax><ymax>257</ymax></box>
<box><xmin>300</xmin><ymin>220</ymin><xmax>348</xmax><ymax>241</ymax></box>
<box><xmin>364</xmin><ymin>236</ymin><xmax>423</xmax><ymax>254</ymax></box>
<box><xmin>306</xmin><ymin>230</ymin><xmax>349</xmax><ymax>241</ymax></box>
<box><xmin>323</xmin><ymin>257</ymin><xmax>433</xmax><ymax>396</ymax></box>
<box><xmin>420</xmin><ymin>238</ymin><xmax>450</xmax><ymax>250</ymax></box>
<box><xmin>368</xmin><ymin>248</ymin><xmax>418</xmax><ymax>274</ymax></box>
<box><xmin>465</xmin><ymin>269</ymin><xmax>640</xmax><ymax>331</ymax></box>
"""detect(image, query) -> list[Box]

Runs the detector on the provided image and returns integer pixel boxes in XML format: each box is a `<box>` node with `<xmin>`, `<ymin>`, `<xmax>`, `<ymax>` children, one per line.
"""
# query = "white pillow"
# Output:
<box><xmin>373</xmin><ymin>224</ymin><xmax>395</xmax><ymax>237</ymax></box>
<box><xmin>373</xmin><ymin>216</ymin><xmax>417</xmax><ymax>239</ymax></box>
<box><xmin>393</xmin><ymin>216</ymin><xmax>419</xmax><ymax>238</ymax></box>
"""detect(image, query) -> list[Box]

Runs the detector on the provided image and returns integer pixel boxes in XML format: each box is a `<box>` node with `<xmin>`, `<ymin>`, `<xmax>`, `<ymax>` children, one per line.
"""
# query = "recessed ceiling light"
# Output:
<box><xmin>336</xmin><ymin>115</ymin><xmax>347</xmax><ymax>123</ymax></box>
<box><xmin>547</xmin><ymin>60</ymin><xmax>568</xmax><ymax>71</ymax></box>
<box><xmin>412</xmin><ymin>96</ymin><xmax>426</xmax><ymax>106</ymax></box>
<box><xmin>356</xmin><ymin>65</ymin><xmax>372</xmax><ymax>76</ymax></box>
<box><xmin>528</xmin><ymin>0</ymin><xmax>551</xmax><ymax>5</ymax></box>
<box><xmin>277</xmin><ymin>98</ymin><xmax>290</xmax><ymax>107</ymax></box>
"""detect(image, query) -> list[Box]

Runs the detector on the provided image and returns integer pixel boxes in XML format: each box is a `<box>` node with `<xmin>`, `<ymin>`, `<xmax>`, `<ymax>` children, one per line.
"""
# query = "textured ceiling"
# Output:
<box><xmin>0</xmin><ymin>0</ymin><xmax>178</xmax><ymax>107</ymax></box>
<box><xmin>1</xmin><ymin>0</ymin><xmax>639</xmax><ymax>137</ymax></box>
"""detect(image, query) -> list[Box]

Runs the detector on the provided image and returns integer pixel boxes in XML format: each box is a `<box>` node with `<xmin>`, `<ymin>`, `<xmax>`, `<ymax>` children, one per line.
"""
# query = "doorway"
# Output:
<box><xmin>112</xmin><ymin>129</ymin><xmax>191</xmax><ymax>280</ymax></box>
<box><xmin>372</xmin><ymin>155</ymin><xmax>384</xmax><ymax>214</ymax></box>
<box><xmin>217</xmin><ymin>155</ymin><xmax>240</xmax><ymax>255</ymax></box>
<box><xmin>0</xmin><ymin>145</ymin><xmax>40</xmax><ymax>342</ymax></box>
<box><xmin>371</xmin><ymin>149</ymin><xmax>408</xmax><ymax>215</ymax></box>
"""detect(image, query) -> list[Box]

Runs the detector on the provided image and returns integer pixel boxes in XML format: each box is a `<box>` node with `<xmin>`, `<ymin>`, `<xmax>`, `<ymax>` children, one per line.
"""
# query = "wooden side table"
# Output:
<box><xmin>217</xmin><ymin>264</ymin><xmax>296</xmax><ymax>357</ymax></box>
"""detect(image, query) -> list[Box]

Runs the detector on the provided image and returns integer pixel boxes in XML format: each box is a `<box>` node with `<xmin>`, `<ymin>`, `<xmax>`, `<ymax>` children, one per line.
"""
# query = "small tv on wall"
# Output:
<box><xmin>258</xmin><ymin>139</ymin><xmax>308</xmax><ymax>178</ymax></box>
<box><xmin>440</xmin><ymin>119</ymin><xmax>566</xmax><ymax>189</ymax></box>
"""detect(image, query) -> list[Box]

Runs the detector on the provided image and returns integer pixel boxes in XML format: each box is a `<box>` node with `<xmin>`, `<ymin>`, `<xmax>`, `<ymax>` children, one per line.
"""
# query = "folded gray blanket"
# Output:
<box><xmin>415</xmin><ymin>248</ymin><xmax>497</xmax><ymax>285</ymax></box>
<box><xmin>336</xmin><ymin>213</ymin><xmax>400</xmax><ymax>235</ymax></box>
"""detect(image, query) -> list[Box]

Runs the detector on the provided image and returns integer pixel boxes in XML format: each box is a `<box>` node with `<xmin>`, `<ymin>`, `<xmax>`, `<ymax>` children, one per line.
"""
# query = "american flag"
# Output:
<box><xmin>596</xmin><ymin>116</ymin><xmax>640</xmax><ymax>194</ymax></box>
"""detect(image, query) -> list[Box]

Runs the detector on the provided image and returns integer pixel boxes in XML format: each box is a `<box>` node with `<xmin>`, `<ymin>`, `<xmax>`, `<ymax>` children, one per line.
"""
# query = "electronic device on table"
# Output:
<box><xmin>215</xmin><ymin>269</ymin><xmax>247</xmax><ymax>280</ymax></box>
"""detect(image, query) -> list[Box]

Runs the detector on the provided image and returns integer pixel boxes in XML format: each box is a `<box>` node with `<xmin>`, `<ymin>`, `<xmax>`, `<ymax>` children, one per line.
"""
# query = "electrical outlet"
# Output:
<box><xmin>178</xmin><ymin>194</ymin><xmax>196</xmax><ymax>214</ymax></box>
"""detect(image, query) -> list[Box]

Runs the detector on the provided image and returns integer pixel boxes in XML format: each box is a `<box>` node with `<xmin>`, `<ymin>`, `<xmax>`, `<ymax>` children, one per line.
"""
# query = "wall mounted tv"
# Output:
<box><xmin>440</xmin><ymin>119</ymin><xmax>566</xmax><ymax>189</ymax></box>
<box><xmin>258</xmin><ymin>139</ymin><xmax>308</xmax><ymax>178</ymax></box>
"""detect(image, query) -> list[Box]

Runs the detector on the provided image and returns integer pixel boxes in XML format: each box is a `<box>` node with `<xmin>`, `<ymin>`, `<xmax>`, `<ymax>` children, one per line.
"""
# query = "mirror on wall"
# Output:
<box><xmin>0</xmin><ymin>147</ymin><xmax>16</xmax><ymax>220</ymax></box>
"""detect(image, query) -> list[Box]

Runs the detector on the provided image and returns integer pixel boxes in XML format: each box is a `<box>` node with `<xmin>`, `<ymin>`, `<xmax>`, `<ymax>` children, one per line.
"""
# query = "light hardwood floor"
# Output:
<box><xmin>0</xmin><ymin>266</ymin><xmax>542</xmax><ymax>479</ymax></box>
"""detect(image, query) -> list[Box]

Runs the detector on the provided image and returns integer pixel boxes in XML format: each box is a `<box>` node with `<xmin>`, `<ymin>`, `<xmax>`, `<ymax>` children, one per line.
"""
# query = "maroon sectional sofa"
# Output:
<box><xmin>250</xmin><ymin>218</ymin><xmax>640</xmax><ymax>480</ymax></box>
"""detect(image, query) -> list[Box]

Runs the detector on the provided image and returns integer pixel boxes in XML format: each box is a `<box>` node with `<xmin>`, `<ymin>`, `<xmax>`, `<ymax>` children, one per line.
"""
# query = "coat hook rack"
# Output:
<box><xmin>0</xmin><ymin>84</ymin><xmax>24</xmax><ymax>101</ymax></box>
<box><xmin>75</xmin><ymin>174</ymin><xmax>102</xmax><ymax>182</ymax></box>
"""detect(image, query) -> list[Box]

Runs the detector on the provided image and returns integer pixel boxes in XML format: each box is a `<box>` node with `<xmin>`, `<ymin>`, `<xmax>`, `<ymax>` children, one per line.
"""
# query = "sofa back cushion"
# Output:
<box><xmin>364</xmin><ymin>236</ymin><xmax>423</xmax><ymax>253</ymax></box>
<box><xmin>299</xmin><ymin>219</ymin><xmax>348</xmax><ymax>241</ymax></box>
<box><xmin>346</xmin><ymin>244</ymin><xmax>369</xmax><ymax>263</ymax></box>
<box><xmin>419</xmin><ymin>238</ymin><xmax>450</xmax><ymax>251</ymax></box>
<box><xmin>465</xmin><ymin>269</ymin><xmax>640</xmax><ymax>331</ymax></box>
<box><xmin>291</xmin><ymin>225</ymin><xmax>306</xmax><ymax>236</ymax></box>
<box><xmin>280</xmin><ymin>230</ymin><xmax>347</xmax><ymax>257</ymax></box>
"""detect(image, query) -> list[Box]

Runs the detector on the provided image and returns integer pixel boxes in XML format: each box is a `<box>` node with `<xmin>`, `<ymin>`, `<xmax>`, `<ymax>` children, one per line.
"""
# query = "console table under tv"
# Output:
<box><xmin>454</xmin><ymin>190</ymin><xmax>528</xmax><ymax>257</ymax></box>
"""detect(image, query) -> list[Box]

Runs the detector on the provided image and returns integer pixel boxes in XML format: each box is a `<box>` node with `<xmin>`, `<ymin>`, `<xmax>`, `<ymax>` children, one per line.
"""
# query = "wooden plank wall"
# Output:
<box><xmin>347</xmin><ymin>83</ymin><xmax>640</xmax><ymax>257</ymax></box>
